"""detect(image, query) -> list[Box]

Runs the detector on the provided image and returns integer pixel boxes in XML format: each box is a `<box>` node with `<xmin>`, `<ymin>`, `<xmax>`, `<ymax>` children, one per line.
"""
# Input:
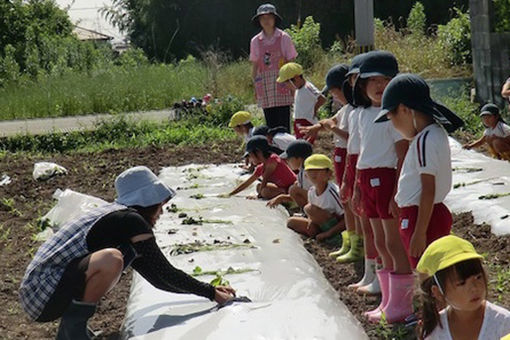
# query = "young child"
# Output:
<box><xmin>287</xmin><ymin>154</ymin><xmax>345</xmax><ymax>244</ymax></box>
<box><xmin>267</xmin><ymin>139</ymin><xmax>313</xmax><ymax>209</ymax></box>
<box><xmin>276</xmin><ymin>62</ymin><xmax>326</xmax><ymax>143</ymax></box>
<box><xmin>417</xmin><ymin>235</ymin><xmax>510</xmax><ymax>340</ymax></box>
<box><xmin>268</xmin><ymin>126</ymin><xmax>296</xmax><ymax>152</ymax></box>
<box><xmin>229</xmin><ymin>111</ymin><xmax>254</xmax><ymax>142</ymax></box>
<box><xmin>300</xmin><ymin>64</ymin><xmax>365</xmax><ymax>264</ymax></box>
<box><xmin>463</xmin><ymin>103</ymin><xmax>510</xmax><ymax>160</ymax></box>
<box><xmin>351</xmin><ymin>51</ymin><xmax>411</xmax><ymax>323</ymax></box>
<box><xmin>229</xmin><ymin>136</ymin><xmax>296</xmax><ymax>199</ymax></box>
<box><xmin>374</xmin><ymin>73</ymin><xmax>464</xmax><ymax>324</ymax></box>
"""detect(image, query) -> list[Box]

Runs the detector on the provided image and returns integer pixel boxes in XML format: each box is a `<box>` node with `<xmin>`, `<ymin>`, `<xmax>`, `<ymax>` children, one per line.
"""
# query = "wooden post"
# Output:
<box><xmin>354</xmin><ymin>0</ymin><xmax>375</xmax><ymax>53</ymax></box>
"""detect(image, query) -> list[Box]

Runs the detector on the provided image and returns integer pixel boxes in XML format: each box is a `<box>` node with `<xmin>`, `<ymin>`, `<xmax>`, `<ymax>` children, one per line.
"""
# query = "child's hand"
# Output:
<box><xmin>462</xmin><ymin>143</ymin><xmax>472</xmax><ymax>150</ymax></box>
<box><xmin>246</xmin><ymin>195</ymin><xmax>258</xmax><ymax>200</ymax></box>
<box><xmin>315</xmin><ymin>232</ymin><xmax>328</xmax><ymax>242</ymax></box>
<box><xmin>300</xmin><ymin>125</ymin><xmax>320</xmax><ymax>139</ymax></box>
<box><xmin>217</xmin><ymin>193</ymin><xmax>231</xmax><ymax>198</ymax></box>
<box><xmin>322</xmin><ymin>120</ymin><xmax>335</xmax><ymax>131</ymax></box>
<box><xmin>388</xmin><ymin>198</ymin><xmax>399</xmax><ymax>219</ymax></box>
<box><xmin>266</xmin><ymin>196</ymin><xmax>281</xmax><ymax>208</ymax></box>
<box><xmin>351</xmin><ymin>187</ymin><xmax>362</xmax><ymax>215</ymax></box>
<box><xmin>340</xmin><ymin>182</ymin><xmax>350</xmax><ymax>204</ymax></box>
<box><xmin>409</xmin><ymin>232</ymin><xmax>427</xmax><ymax>258</ymax></box>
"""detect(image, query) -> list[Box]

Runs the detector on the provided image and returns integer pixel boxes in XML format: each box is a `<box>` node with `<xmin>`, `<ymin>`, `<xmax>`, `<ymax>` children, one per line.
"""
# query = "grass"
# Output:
<box><xmin>0</xmin><ymin>116</ymin><xmax>237</xmax><ymax>154</ymax></box>
<box><xmin>489</xmin><ymin>263</ymin><xmax>510</xmax><ymax>303</ymax></box>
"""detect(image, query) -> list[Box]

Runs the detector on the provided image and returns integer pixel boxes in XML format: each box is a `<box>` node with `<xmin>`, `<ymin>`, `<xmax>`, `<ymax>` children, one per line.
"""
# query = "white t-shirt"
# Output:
<box><xmin>307</xmin><ymin>182</ymin><xmax>344</xmax><ymax>217</ymax></box>
<box><xmin>345</xmin><ymin>107</ymin><xmax>362</xmax><ymax>155</ymax></box>
<box><xmin>426</xmin><ymin>301</ymin><xmax>510</xmax><ymax>340</ymax></box>
<box><xmin>484</xmin><ymin>121</ymin><xmax>510</xmax><ymax>138</ymax></box>
<box><xmin>297</xmin><ymin>167</ymin><xmax>313</xmax><ymax>191</ymax></box>
<box><xmin>396</xmin><ymin>124</ymin><xmax>452</xmax><ymax>207</ymax></box>
<box><xmin>244</xmin><ymin>127</ymin><xmax>254</xmax><ymax>143</ymax></box>
<box><xmin>293</xmin><ymin>81</ymin><xmax>322</xmax><ymax>123</ymax></box>
<box><xmin>273</xmin><ymin>132</ymin><xmax>296</xmax><ymax>151</ymax></box>
<box><xmin>357</xmin><ymin>106</ymin><xmax>404</xmax><ymax>170</ymax></box>
<box><xmin>333</xmin><ymin>104</ymin><xmax>352</xmax><ymax>148</ymax></box>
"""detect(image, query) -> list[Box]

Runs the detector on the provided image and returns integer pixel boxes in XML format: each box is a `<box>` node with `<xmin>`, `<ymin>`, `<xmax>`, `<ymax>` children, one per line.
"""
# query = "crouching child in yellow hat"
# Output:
<box><xmin>286</xmin><ymin>154</ymin><xmax>345</xmax><ymax>245</ymax></box>
<box><xmin>416</xmin><ymin>235</ymin><xmax>510</xmax><ymax>340</ymax></box>
<box><xmin>229</xmin><ymin>111</ymin><xmax>256</xmax><ymax>170</ymax></box>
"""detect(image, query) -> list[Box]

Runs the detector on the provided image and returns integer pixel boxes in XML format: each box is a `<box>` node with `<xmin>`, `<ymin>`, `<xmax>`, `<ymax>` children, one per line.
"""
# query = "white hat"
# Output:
<box><xmin>115</xmin><ymin>166</ymin><xmax>176</xmax><ymax>207</ymax></box>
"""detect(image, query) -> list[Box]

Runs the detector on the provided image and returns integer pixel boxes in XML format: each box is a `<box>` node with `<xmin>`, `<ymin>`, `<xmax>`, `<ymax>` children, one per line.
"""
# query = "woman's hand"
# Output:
<box><xmin>214</xmin><ymin>286</ymin><xmax>236</xmax><ymax>304</ymax></box>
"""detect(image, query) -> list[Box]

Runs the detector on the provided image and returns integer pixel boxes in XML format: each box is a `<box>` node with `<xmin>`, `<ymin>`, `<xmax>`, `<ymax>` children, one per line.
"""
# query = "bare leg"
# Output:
<box><xmin>382</xmin><ymin>218</ymin><xmax>411</xmax><ymax>274</ymax></box>
<box><xmin>305</xmin><ymin>204</ymin><xmax>333</xmax><ymax>226</ymax></box>
<box><xmin>344</xmin><ymin>202</ymin><xmax>355</xmax><ymax>232</ymax></box>
<box><xmin>491</xmin><ymin>138</ymin><xmax>510</xmax><ymax>158</ymax></box>
<box><xmin>82</xmin><ymin>249</ymin><xmax>124</xmax><ymax>303</ymax></box>
<box><xmin>289</xmin><ymin>184</ymin><xmax>308</xmax><ymax>208</ymax></box>
<box><xmin>360</xmin><ymin>214</ymin><xmax>377</xmax><ymax>259</ymax></box>
<box><xmin>370</xmin><ymin>218</ymin><xmax>392</xmax><ymax>271</ymax></box>
<box><xmin>259</xmin><ymin>183</ymin><xmax>287</xmax><ymax>199</ymax></box>
<box><xmin>287</xmin><ymin>216</ymin><xmax>320</xmax><ymax>237</ymax></box>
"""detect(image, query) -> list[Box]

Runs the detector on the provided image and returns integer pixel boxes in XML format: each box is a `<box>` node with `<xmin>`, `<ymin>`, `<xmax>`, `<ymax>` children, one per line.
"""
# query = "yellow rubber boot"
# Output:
<box><xmin>328</xmin><ymin>230</ymin><xmax>352</xmax><ymax>257</ymax></box>
<box><xmin>336</xmin><ymin>233</ymin><xmax>364</xmax><ymax>263</ymax></box>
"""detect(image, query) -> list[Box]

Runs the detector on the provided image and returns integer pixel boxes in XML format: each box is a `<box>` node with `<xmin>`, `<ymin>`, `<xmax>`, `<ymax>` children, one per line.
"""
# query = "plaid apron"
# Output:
<box><xmin>254</xmin><ymin>34</ymin><xmax>294</xmax><ymax>109</ymax></box>
<box><xmin>19</xmin><ymin>202</ymin><xmax>126</xmax><ymax>321</ymax></box>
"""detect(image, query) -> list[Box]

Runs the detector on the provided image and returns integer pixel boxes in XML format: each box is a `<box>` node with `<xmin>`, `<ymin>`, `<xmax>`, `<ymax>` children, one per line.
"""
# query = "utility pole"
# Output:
<box><xmin>354</xmin><ymin>0</ymin><xmax>375</xmax><ymax>53</ymax></box>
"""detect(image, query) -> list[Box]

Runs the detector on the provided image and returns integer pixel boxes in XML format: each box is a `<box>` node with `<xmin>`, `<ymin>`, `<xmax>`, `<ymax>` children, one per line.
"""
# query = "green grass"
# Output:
<box><xmin>0</xmin><ymin>117</ymin><xmax>237</xmax><ymax>154</ymax></box>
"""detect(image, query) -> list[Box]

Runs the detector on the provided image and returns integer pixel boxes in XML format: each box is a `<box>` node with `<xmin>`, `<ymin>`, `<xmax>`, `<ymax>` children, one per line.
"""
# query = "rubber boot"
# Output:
<box><xmin>373</xmin><ymin>272</ymin><xmax>414</xmax><ymax>324</ymax></box>
<box><xmin>357</xmin><ymin>271</ymin><xmax>381</xmax><ymax>295</ymax></box>
<box><xmin>336</xmin><ymin>233</ymin><xmax>364</xmax><ymax>263</ymax></box>
<box><xmin>56</xmin><ymin>300</ymin><xmax>96</xmax><ymax>340</ymax></box>
<box><xmin>328</xmin><ymin>230</ymin><xmax>351</xmax><ymax>257</ymax></box>
<box><xmin>348</xmin><ymin>258</ymin><xmax>376</xmax><ymax>290</ymax></box>
<box><xmin>364</xmin><ymin>269</ymin><xmax>390</xmax><ymax>318</ymax></box>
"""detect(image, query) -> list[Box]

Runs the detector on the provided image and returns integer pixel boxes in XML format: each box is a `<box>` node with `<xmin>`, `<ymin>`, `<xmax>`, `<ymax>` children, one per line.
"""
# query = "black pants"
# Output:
<box><xmin>263</xmin><ymin>105</ymin><xmax>291</xmax><ymax>132</ymax></box>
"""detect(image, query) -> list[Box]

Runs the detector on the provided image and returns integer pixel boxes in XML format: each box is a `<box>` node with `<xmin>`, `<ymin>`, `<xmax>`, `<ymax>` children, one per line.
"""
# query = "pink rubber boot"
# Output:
<box><xmin>369</xmin><ymin>272</ymin><xmax>414</xmax><ymax>324</ymax></box>
<box><xmin>364</xmin><ymin>269</ymin><xmax>390</xmax><ymax>318</ymax></box>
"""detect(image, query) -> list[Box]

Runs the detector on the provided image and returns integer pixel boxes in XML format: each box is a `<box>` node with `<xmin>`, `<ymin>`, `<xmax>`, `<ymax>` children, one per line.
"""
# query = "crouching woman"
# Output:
<box><xmin>19</xmin><ymin>166</ymin><xmax>235</xmax><ymax>339</ymax></box>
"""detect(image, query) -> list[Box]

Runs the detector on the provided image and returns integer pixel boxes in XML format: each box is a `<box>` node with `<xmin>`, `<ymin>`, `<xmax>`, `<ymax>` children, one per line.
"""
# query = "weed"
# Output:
<box><xmin>489</xmin><ymin>263</ymin><xmax>510</xmax><ymax>302</ymax></box>
<box><xmin>0</xmin><ymin>224</ymin><xmax>11</xmax><ymax>242</ymax></box>
<box><xmin>0</xmin><ymin>198</ymin><xmax>22</xmax><ymax>217</ymax></box>
<box><xmin>374</xmin><ymin>313</ymin><xmax>411</xmax><ymax>340</ymax></box>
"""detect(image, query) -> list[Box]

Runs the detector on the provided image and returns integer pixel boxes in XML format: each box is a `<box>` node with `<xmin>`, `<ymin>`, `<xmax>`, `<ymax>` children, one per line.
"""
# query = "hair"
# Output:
<box><xmin>417</xmin><ymin>258</ymin><xmax>487</xmax><ymax>340</ymax></box>
<box><xmin>252</xmin><ymin>148</ymin><xmax>272</xmax><ymax>159</ymax></box>
<box><xmin>131</xmin><ymin>203</ymin><xmax>162</xmax><ymax>227</ymax></box>
<box><xmin>353</xmin><ymin>78</ymin><xmax>372</xmax><ymax>108</ymax></box>
<box><xmin>243</xmin><ymin>122</ymin><xmax>254</xmax><ymax>129</ymax></box>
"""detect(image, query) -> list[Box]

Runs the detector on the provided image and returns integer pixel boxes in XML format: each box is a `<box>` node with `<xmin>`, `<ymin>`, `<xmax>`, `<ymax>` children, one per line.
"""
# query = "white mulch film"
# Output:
<box><xmin>121</xmin><ymin>164</ymin><xmax>368</xmax><ymax>340</ymax></box>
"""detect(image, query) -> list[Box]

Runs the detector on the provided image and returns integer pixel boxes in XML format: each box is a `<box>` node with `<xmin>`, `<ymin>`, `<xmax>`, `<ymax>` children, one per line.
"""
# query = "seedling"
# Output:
<box><xmin>182</xmin><ymin>216</ymin><xmax>203</xmax><ymax>225</ymax></box>
<box><xmin>191</xmin><ymin>266</ymin><xmax>259</xmax><ymax>277</ymax></box>
<box><xmin>190</xmin><ymin>193</ymin><xmax>205</xmax><ymax>200</ymax></box>
<box><xmin>176</xmin><ymin>183</ymin><xmax>201</xmax><ymax>190</ymax></box>
<box><xmin>453</xmin><ymin>177</ymin><xmax>497</xmax><ymax>189</ymax></box>
<box><xmin>210</xmin><ymin>275</ymin><xmax>230</xmax><ymax>287</ymax></box>
<box><xmin>166</xmin><ymin>203</ymin><xmax>179</xmax><ymax>213</ymax></box>
<box><xmin>168</xmin><ymin>240</ymin><xmax>256</xmax><ymax>256</ymax></box>
<box><xmin>0</xmin><ymin>198</ymin><xmax>22</xmax><ymax>217</ymax></box>
<box><xmin>452</xmin><ymin>167</ymin><xmax>483</xmax><ymax>173</ymax></box>
<box><xmin>478</xmin><ymin>192</ymin><xmax>510</xmax><ymax>200</ymax></box>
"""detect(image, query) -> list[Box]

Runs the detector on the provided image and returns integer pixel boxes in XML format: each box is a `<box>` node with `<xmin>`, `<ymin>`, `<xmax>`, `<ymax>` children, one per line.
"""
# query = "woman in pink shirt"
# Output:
<box><xmin>250</xmin><ymin>3</ymin><xmax>297</xmax><ymax>132</ymax></box>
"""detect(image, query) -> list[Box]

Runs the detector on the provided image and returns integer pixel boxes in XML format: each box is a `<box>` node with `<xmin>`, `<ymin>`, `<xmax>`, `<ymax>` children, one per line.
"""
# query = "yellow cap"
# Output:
<box><xmin>277</xmin><ymin>62</ymin><xmax>303</xmax><ymax>83</ymax></box>
<box><xmin>416</xmin><ymin>235</ymin><xmax>483</xmax><ymax>277</ymax></box>
<box><xmin>229</xmin><ymin>111</ymin><xmax>252</xmax><ymax>128</ymax></box>
<box><xmin>501</xmin><ymin>334</ymin><xmax>510</xmax><ymax>340</ymax></box>
<box><xmin>304</xmin><ymin>154</ymin><xmax>333</xmax><ymax>170</ymax></box>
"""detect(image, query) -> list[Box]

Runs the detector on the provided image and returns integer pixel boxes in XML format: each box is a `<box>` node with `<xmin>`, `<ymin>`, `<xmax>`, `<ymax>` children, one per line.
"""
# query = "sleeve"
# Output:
<box><xmin>249</xmin><ymin>36</ymin><xmax>259</xmax><ymax>62</ymax></box>
<box><xmin>131</xmin><ymin>238</ymin><xmax>216</xmax><ymax>300</ymax></box>
<box><xmin>281</xmin><ymin>32</ymin><xmax>298</xmax><ymax>60</ymax></box>
<box><xmin>339</xmin><ymin>106</ymin><xmax>350</xmax><ymax>131</ymax></box>
<box><xmin>306</xmin><ymin>83</ymin><xmax>322</xmax><ymax>99</ymax></box>
<box><xmin>329</xmin><ymin>185</ymin><xmax>344</xmax><ymax>216</ymax></box>
<box><xmin>254</xmin><ymin>164</ymin><xmax>264</xmax><ymax>177</ymax></box>
<box><xmin>307</xmin><ymin>187</ymin><xmax>314</xmax><ymax>205</ymax></box>
<box><xmin>502</xmin><ymin>123</ymin><xmax>510</xmax><ymax>137</ymax></box>
<box><xmin>417</xmin><ymin>131</ymin><xmax>440</xmax><ymax>176</ymax></box>
<box><xmin>483</xmin><ymin>128</ymin><xmax>490</xmax><ymax>136</ymax></box>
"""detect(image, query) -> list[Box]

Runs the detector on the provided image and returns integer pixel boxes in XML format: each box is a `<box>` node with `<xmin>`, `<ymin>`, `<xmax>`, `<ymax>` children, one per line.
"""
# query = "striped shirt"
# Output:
<box><xmin>308</xmin><ymin>182</ymin><xmax>344</xmax><ymax>217</ymax></box>
<box><xmin>396</xmin><ymin>124</ymin><xmax>452</xmax><ymax>207</ymax></box>
<box><xmin>19</xmin><ymin>203</ymin><xmax>126</xmax><ymax>320</ymax></box>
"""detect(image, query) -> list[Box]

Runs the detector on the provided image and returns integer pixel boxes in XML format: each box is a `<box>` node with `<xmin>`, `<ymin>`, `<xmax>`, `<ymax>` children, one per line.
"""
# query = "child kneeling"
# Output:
<box><xmin>287</xmin><ymin>154</ymin><xmax>345</xmax><ymax>244</ymax></box>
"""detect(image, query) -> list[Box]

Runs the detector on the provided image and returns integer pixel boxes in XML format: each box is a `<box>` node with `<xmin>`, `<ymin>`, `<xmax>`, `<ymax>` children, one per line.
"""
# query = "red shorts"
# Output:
<box><xmin>399</xmin><ymin>203</ymin><xmax>452</xmax><ymax>268</ymax></box>
<box><xmin>333</xmin><ymin>147</ymin><xmax>347</xmax><ymax>187</ymax></box>
<box><xmin>343</xmin><ymin>154</ymin><xmax>359</xmax><ymax>202</ymax></box>
<box><xmin>358</xmin><ymin>168</ymin><xmax>396</xmax><ymax>219</ymax></box>
<box><xmin>293</xmin><ymin>119</ymin><xmax>316</xmax><ymax>144</ymax></box>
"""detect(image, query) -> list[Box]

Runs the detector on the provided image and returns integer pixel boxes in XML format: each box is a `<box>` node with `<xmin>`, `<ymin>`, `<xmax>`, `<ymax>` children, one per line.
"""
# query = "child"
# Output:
<box><xmin>287</xmin><ymin>154</ymin><xmax>345</xmax><ymax>244</ymax></box>
<box><xmin>268</xmin><ymin>126</ymin><xmax>296</xmax><ymax>152</ymax></box>
<box><xmin>229</xmin><ymin>111</ymin><xmax>254</xmax><ymax>142</ymax></box>
<box><xmin>417</xmin><ymin>235</ymin><xmax>510</xmax><ymax>340</ymax></box>
<box><xmin>250</xmin><ymin>3</ymin><xmax>297</xmax><ymax>131</ymax></box>
<box><xmin>229</xmin><ymin>136</ymin><xmax>296</xmax><ymax>199</ymax></box>
<box><xmin>300</xmin><ymin>64</ymin><xmax>365</xmax><ymax>264</ymax></box>
<box><xmin>374</xmin><ymin>73</ymin><xmax>464</xmax><ymax>323</ymax></box>
<box><xmin>276</xmin><ymin>62</ymin><xmax>326</xmax><ymax>143</ymax></box>
<box><xmin>463</xmin><ymin>103</ymin><xmax>510</xmax><ymax>160</ymax></box>
<box><xmin>267</xmin><ymin>139</ymin><xmax>313</xmax><ymax>209</ymax></box>
<box><xmin>351</xmin><ymin>51</ymin><xmax>411</xmax><ymax>322</ymax></box>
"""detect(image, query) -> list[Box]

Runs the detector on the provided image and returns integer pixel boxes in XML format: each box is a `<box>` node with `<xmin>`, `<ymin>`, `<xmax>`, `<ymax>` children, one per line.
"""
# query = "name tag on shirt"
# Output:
<box><xmin>401</xmin><ymin>219</ymin><xmax>409</xmax><ymax>230</ymax></box>
<box><xmin>370</xmin><ymin>178</ymin><xmax>380</xmax><ymax>187</ymax></box>
<box><xmin>334</xmin><ymin>155</ymin><xmax>342</xmax><ymax>163</ymax></box>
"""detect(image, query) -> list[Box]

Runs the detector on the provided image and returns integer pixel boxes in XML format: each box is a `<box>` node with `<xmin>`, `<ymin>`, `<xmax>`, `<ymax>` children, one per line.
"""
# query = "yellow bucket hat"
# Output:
<box><xmin>501</xmin><ymin>334</ymin><xmax>510</xmax><ymax>340</ymax></box>
<box><xmin>229</xmin><ymin>111</ymin><xmax>252</xmax><ymax>128</ymax></box>
<box><xmin>416</xmin><ymin>235</ymin><xmax>483</xmax><ymax>277</ymax></box>
<box><xmin>277</xmin><ymin>62</ymin><xmax>303</xmax><ymax>83</ymax></box>
<box><xmin>304</xmin><ymin>154</ymin><xmax>333</xmax><ymax>170</ymax></box>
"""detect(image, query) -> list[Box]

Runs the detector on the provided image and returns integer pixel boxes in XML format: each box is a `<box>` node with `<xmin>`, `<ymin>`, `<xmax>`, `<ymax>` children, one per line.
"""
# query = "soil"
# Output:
<box><xmin>1</xmin><ymin>133</ymin><xmax>509</xmax><ymax>339</ymax></box>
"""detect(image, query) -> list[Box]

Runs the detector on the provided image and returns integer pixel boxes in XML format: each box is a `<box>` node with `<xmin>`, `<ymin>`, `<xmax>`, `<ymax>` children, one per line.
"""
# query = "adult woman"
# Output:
<box><xmin>250</xmin><ymin>3</ymin><xmax>297</xmax><ymax>132</ymax></box>
<box><xmin>19</xmin><ymin>166</ymin><xmax>235</xmax><ymax>339</ymax></box>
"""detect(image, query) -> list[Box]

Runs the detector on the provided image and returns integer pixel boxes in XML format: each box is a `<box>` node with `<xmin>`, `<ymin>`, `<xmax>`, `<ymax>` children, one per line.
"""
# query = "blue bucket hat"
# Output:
<box><xmin>115</xmin><ymin>166</ymin><xmax>176</xmax><ymax>207</ymax></box>
<box><xmin>243</xmin><ymin>135</ymin><xmax>270</xmax><ymax>158</ymax></box>
<box><xmin>374</xmin><ymin>73</ymin><xmax>464</xmax><ymax>133</ymax></box>
<box><xmin>280</xmin><ymin>140</ymin><xmax>313</xmax><ymax>159</ymax></box>
<box><xmin>323</xmin><ymin>64</ymin><xmax>349</xmax><ymax>94</ymax></box>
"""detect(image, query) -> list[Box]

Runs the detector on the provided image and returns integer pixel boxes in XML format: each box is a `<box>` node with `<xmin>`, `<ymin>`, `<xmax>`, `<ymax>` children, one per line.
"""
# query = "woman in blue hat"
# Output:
<box><xmin>250</xmin><ymin>3</ymin><xmax>297</xmax><ymax>132</ymax></box>
<box><xmin>19</xmin><ymin>166</ymin><xmax>235</xmax><ymax>339</ymax></box>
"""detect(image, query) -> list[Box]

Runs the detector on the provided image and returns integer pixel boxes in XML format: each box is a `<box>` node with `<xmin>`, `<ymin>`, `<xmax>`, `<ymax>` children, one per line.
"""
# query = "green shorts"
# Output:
<box><xmin>319</xmin><ymin>217</ymin><xmax>342</xmax><ymax>246</ymax></box>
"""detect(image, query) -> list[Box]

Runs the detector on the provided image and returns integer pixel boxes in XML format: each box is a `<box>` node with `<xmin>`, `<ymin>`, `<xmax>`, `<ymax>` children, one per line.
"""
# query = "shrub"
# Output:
<box><xmin>285</xmin><ymin>16</ymin><xmax>323</xmax><ymax>69</ymax></box>
<box><xmin>494</xmin><ymin>0</ymin><xmax>510</xmax><ymax>32</ymax></box>
<box><xmin>437</xmin><ymin>8</ymin><xmax>472</xmax><ymax>66</ymax></box>
<box><xmin>407</xmin><ymin>2</ymin><xmax>426</xmax><ymax>36</ymax></box>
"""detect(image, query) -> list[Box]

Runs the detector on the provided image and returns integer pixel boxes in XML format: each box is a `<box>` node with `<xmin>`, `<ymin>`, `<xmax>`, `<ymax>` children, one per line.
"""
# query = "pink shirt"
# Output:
<box><xmin>254</xmin><ymin>153</ymin><xmax>297</xmax><ymax>189</ymax></box>
<box><xmin>249</xmin><ymin>28</ymin><xmax>297</xmax><ymax>63</ymax></box>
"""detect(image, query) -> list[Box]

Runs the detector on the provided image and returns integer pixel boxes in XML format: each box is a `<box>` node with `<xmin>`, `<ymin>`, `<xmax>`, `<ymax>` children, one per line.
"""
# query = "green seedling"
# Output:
<box><xmin>191</xmin><ymin>266</ymin><xmax>258</xmax><ymax>277</ymax></box>
<box><xmin>176</xmin><ymin>183</ymin><xmax>201</xmax><ymax>190</ymax></box>
<box><xmin>166</xmin><ymin>203</ymin><xmax>180</xmax><ymax>213</ymax></box>
<box><xmin>182</xmin><ymin>216</ymin><xmax>203</xmax><ymax>225</ymax></box>
<box><xmin>189</xmin><ymin>193</ymin><xmax>205</xmax><ymax>200</ymax></box>
<box><xmin>453</xmin><ymin>177</ymin><xmax>497</xmax><ymax>189</ymax></box>
<box><xmin>168</xmin><ymin>240</ymin><xmax>256</xmax><ymax>256</ymax></box>
<box><xmin>478</xmin><ymin>192</ymin><xmax>510</xmax><ymax>200</ymax></box>
<box><xmin>453</xmin><ymin>167</ymin><xmax>483</xmax><ymax>173</ymax></box>
<box><xmin>210</xmin><ymin>275</ymin><xmax>230</xmax><ymax>287</ymax></box>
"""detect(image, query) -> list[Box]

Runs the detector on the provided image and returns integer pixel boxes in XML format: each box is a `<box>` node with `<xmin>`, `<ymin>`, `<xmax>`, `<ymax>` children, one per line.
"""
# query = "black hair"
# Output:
<box><xmin>243</xmin><ymin>122</ymin><xmax>254</xmax><ymax>129</ymax></box>
<box><xmin>353</xmin><ymin>78</ymin><xmax>372</xmax><ymax>108</ymax></box>
<box><xmin>417</xmin><ymin>258</ymin><xmax>487</xmax><ymax>340</ymax></box>
<box><xmin>131</xmin><ymin>203</ymin><xmax>162</xmax><ymax>227</ymax></box>
<box><xmin>251</xmin><ymin>148</ymin><xmax>272</xmax><ymax>159</ymax></box>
